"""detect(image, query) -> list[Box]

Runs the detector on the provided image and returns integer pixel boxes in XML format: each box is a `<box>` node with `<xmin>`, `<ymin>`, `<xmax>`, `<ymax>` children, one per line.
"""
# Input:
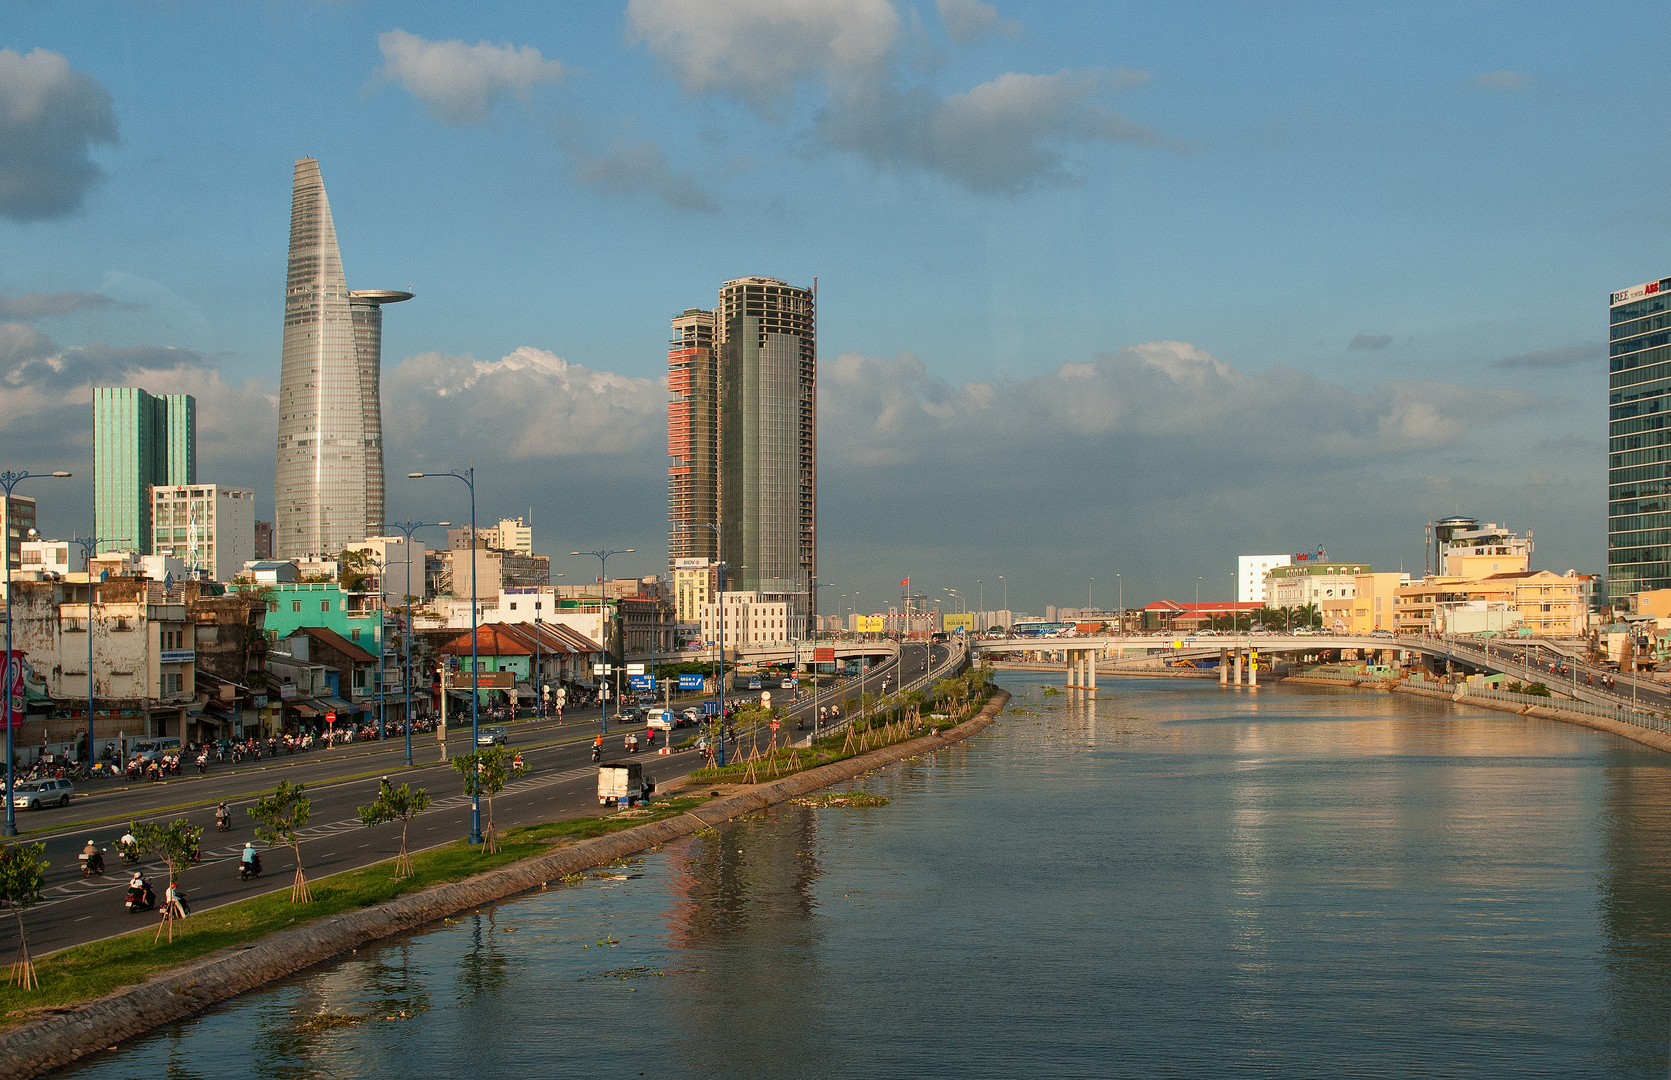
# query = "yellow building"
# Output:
<box><xmin>1348</xmin><ymin>572</ymin><xmax>1408</xmax><ymax>634</ymax></box>
<box><xmin>1635</xmin><ymin>589</ymin><xmax>1671</xmax><ymax>619</ymax></box>
<box><xmin>1395</xmin><ymin>570</ymin><xmax>1592</xmax><ymax>636</ymax></box>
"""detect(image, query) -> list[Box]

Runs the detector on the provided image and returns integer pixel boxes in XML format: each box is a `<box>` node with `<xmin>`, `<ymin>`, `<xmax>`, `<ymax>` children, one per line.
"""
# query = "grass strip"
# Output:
<box><xmin>0</xmin><ymin>793</ymin><xmax>716</xmax><ymax>1028</ymax></box>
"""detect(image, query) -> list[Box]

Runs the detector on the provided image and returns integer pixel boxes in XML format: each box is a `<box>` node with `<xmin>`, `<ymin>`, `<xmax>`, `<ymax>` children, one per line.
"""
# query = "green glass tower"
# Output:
<box><xmin>92</xmin><ymin>387</ymin><xmax>196</xmax><ymax>554</ymax></box>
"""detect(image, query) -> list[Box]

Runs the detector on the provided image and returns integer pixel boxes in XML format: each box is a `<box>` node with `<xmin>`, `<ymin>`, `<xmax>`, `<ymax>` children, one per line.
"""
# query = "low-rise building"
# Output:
<box><xmin>149</xmin><ymin>483</ymin><xmax>255</xmax><ymax>582</ymax></box>
<box><xmin>1265</xmin><ymin>563</ymin><xmax>1372</xmax><ymax>629</ymax></box>
<box><xmin>700</xmin><ymin>591</ymin><xmax>790</xmax><ymax>648</ymax></box>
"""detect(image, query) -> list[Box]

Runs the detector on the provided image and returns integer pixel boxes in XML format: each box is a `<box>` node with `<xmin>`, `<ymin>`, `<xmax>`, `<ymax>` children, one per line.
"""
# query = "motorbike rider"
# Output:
<box><xmin>240</xmin><ymin>842</ymin><xmax>261</xmax><ymax>877</ymax></box>
<box><xmin>80</xmin><ymin>839</ymin><xmax>104</xmax><ymax>875</ymax></box>
<box><xmin>214</xmin><ymin>801</ymin><xmax>230</xmax><ymax>830</ymax></box>
<box><xmin>591</xmin><ymin>735</ymin><xmax>603</xmax><ymax>761</ymax></box>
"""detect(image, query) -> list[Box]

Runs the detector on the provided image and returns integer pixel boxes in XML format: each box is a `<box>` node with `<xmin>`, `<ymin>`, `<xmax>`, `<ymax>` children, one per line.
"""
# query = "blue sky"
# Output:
<box><xmin>2</xmin><ymin>1</ymin><xmax>1663</xmax><ymax>615</ymax></box>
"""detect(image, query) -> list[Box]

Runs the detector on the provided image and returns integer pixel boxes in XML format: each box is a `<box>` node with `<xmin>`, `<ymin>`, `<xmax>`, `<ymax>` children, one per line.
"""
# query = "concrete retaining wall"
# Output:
<box><xmin>0</xmin><ymin>690</ymin><xmax>1010</xmax><ymax>1080</ymax></box>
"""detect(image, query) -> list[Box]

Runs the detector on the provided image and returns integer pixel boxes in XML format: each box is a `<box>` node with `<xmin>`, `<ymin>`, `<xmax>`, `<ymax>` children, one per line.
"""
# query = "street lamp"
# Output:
<box><xmin>532</xmin><ymin>574</ymin><xmax>562</xmax><ymax>720</ymax></box>
<box><xmin>1116</xmin><ymin>573</ymin><xmax>1122</xmax><ymax>634</ymax></box>
<box><xmin>1</xmin><ymin>469</ymin><xmax>70</xmax><ymax>837</ymax></box>
<box><xmin>368</xmin><ymin>518</ymin><xmax>448</xmax><ymax>767</ymax></box>
<box><xmin>569</xmin><ymin>548</ymin><xmax>633</xmax><ymax>737</ymax></box>
<box><xmin>67</xmin><ymin>535</ymin><xmax>127</xmax><ymax>769</ymax></box>
<box><xmin>408</xmin><ymin>466</ymin><xmax>485</xmax><ymax>845</ymax></box>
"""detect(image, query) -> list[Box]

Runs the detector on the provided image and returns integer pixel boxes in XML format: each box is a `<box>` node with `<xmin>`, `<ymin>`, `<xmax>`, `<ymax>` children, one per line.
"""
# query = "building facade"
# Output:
<box><xmin>699</xmin><ymin>591</ymin><xmax>790</xmax><ymax>648</ymax></box>
<box><xmin>150</xmin><ymin>484</ymin><xmax>255</xmax><ymax>582</ymax></box>
<box><xmin>668</xmin><ymin>308</ymin><xmax>720</xmax><ymax>571</ymax></box>
<box><xmin>2</xmin><ymin>493</ymin><xmax>36</xmax><ymax>590</ymax></box>
<box><xmin>92</xmin><ymin>387</ymin><xmax>195</xmax><ymax>555</ymax></box>
<box><xmin>672</xmin><ymin>557</ymin><xmax>719</xmax><ymax>625</ymax></box>
<box><xmin>1265</xmin><ymin>563</ymin><xmax>1372</xmax><ymax>629</ymax></box>
<box><xmin>274</xmin><ymin>157</ymin><xmax>410</xmax><ymax>562</ymax></box>
<box><xmin>1237</xmin><ymin>554</ymin><xmax>1292</xmax><ymax>603</ymax></box>
<box><xmin>1609</xmin><ymin>275</ymin><xmax>1671</xmax><ymax>603</ymax></box>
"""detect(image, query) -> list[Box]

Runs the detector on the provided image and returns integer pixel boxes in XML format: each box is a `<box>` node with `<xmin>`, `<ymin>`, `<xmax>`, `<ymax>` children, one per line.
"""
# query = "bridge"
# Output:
<box><xmin>970</xmin><ymin>632</ymin><xmax>1671</xmax><ymax>715</ymax></box>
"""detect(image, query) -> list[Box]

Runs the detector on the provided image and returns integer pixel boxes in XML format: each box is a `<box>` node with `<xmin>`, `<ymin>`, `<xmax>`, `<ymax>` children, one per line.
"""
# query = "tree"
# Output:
<box><xmin>129</xmin><ymin>818</ymin><xmax>201</xmax><ymax>942</ymax></box>
<box><xmin>249</xmin><ymin>780</ymin><xmax>313</xmax><ymax>902</ymax></box>
<box><xmin>359</xmin><ymin>780</ymin><xmax>432</xmax><ymax>878</ymax></box>
<box><xmin>0</xmin><ymin>842</ymin><xmax>47</xmax><ymax>988</ymax></box>
<box><xmin>452</xmin><ymin>746</ymin><xmax>527</xmax><ymax>852</ymax></box>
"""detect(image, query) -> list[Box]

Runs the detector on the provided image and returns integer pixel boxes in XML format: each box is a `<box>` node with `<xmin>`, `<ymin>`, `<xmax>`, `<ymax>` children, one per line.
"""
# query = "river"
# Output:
<box><xmin>54</xmin><ymin>674</ymin><xmax>1671</xmax><ymax>1078</ymax></box>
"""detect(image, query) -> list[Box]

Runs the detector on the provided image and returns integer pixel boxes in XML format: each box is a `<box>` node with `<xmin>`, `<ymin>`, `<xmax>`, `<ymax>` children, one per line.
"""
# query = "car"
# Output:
<box><xmin>476</xmin><ymin>725</ymin><xmax>508</xmax><ymax>747</ymax></box>
<box><xmin>780</xmin><ymin>678</ymin><xmax>796</xmax><ymax>689</ymax></box>
<box><xmin>1371</xmin><ymin>629</ymin><xmax>1394</xmax><ymax>638</ymax></box>
<box><xmin>681</xmin><ymin>708</ymin><xmax>702</xmax><ymax>726</ymax></box>
<box><xmin>12</xmin><ymin>779</ymin><xmax>73</xmax><ymax>810</ymax></box>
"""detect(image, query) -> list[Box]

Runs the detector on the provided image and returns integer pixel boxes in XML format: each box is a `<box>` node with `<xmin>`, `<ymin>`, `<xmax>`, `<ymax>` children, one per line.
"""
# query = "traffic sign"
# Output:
<box><xmin>770</xmin><ymin>718</ymin><xmax>779</xmax><ymax>730</ymax></box>
<box><xmin>627</xmin><ymin>663</ymin><xmax>646</xmax><ymax>675</ymax></box>
<box><xmin>629</xmin><ymin>674</ymin><xmax>655</xmax><ymax>690</ymax></box>
<box><xmin>326</xmin><ymin>711</ymin><xmax>336</xmax><ymax>724</ymax></box>
<box><xmin>702</xmin><ymin>700</ymin><xmax>720</xmax><ymax>715</ymax></box>
<box><xmin>592</xmin><ymin>663</ymin><xmax>612</xmax><ymax>675</ymax></box>
<box><xmin>760</xmin><ymin>691</ymin><xmax>772</xmax><ymax>707</ymax></box>
<box><xmin>678</xmin><ymin>673</ymin><xmax>704</xmax><ymax>690</ymax></box>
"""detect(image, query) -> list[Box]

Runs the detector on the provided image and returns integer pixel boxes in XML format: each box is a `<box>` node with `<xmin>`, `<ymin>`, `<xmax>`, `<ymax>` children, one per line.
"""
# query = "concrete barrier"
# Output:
<box><xmin>0</xmin><ymin>690</ymin><xmax>1011</xmax><ymax>1080</ymax></box>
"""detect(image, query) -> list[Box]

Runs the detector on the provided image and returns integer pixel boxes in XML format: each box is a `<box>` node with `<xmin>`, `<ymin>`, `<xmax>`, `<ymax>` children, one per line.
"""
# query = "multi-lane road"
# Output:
<box><xmin>18</xmin><ymin>641</ymin><xmax>953</xmax><ymax>956</ymax></box>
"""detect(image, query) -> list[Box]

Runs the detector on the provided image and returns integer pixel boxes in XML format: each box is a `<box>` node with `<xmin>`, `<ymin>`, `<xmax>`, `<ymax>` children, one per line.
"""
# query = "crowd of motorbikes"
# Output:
<box><xmin>76</xmin><ymin>799</ymin><xmax>263</xmax><ymax>921</ymax></box>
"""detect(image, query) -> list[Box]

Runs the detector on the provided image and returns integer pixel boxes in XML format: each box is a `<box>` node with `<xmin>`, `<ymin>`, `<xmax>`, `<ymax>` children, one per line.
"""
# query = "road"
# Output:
<box><xmin>15</xmin><ymin>641</ymin><xmax>958</xmax><ymax>956</ymax></box>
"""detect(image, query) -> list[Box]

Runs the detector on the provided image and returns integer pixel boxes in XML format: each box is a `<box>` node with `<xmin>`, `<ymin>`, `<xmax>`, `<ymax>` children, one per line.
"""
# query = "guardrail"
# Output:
<box><xmin>816</xmin><ymin>641</ymin><xmax>969</xmax><ymax>739</ymax></box>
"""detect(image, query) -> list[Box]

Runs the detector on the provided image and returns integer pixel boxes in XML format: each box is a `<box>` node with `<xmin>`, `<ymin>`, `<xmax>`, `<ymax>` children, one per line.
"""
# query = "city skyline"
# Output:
<box><xmin>3</xmin><ymin>3</ymin><xmax>1661</xmax><ymax>609</ymax></box>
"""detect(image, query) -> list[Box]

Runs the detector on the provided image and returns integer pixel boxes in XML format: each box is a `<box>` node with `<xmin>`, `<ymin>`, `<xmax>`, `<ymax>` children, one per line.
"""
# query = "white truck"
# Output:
<box><xmin>597</xmin><ymin>762</ymin><xmax>655</xmax><ymax>807</ymax></box>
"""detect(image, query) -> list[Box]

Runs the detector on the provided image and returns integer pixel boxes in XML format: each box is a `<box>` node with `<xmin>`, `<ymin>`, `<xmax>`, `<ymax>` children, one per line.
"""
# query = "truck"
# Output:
<box><xmin>597</xmin><ymin>762</ymin><xmax>655</xmax><ymax>807</ymax></box>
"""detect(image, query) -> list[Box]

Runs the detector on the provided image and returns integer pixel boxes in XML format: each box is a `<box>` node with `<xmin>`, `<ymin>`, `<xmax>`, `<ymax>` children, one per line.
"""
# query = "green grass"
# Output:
<box><xmin>0</xmin><ymin>793</ymin><xmax>717</xmax><ymax>1028</ymax></box>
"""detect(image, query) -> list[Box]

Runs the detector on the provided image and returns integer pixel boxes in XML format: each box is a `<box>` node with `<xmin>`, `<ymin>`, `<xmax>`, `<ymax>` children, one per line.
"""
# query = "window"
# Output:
<box><xmin>293</xmin><ymin>600</ymin><xmax>302</xmax><ymax>612</ymax></box>
<box><xmin>322</xmin><ymin>600</ymin><xmax>331</xmax><ymax>612</ymax></box>
<box><xmin>351</xmin><ymin>628</ymin><xmax>361</xmax><ymax>640</ymax></box>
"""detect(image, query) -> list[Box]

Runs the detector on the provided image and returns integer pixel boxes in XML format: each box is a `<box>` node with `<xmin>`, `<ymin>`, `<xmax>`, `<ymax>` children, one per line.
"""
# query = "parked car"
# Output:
<box><xmin>12</xmin><ymin>778</ymin><xmax>73</xmax><ymax>810</ymax></box>
<box><xmin>476</xmin><ymin>725</ymin><xmax>508</xmax><ymax>747</ymax></box>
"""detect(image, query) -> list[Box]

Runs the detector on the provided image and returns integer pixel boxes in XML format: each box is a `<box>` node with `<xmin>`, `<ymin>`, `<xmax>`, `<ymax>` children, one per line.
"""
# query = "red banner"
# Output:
<box><xmin>814</xmin><ymin>647</ymin><xmax>835</xmax><ymax>662</ymax></box>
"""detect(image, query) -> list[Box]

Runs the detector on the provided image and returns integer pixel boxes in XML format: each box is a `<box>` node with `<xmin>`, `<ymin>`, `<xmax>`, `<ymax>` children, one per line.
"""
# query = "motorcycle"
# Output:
<box><xmin>238</xmin><ymin>854</ymin><xmax>263</xmax><ymax>881</ymax></box>
<box><xmin>78</xmin><ymin>848</ymin><xmax>105</xmax><ymax>878</ymax></box>
<box><xmin>125</xmin><ymin>879</ymin><xmax>156</xmax><ymax>913</ymax></box>
<box><xmin>590</xmin><ymin>744</ymin><xmax>602</xmax><ymax>763</ymax></box>
<box><xmin>624</xmin><ymin>735</ymin><xmax>640</xmax><ymax>754</ymax></box>
<box><xmin>215</xmin><ymin>809</ymin><xmax>231</xmax><ymax>832</ymax></box>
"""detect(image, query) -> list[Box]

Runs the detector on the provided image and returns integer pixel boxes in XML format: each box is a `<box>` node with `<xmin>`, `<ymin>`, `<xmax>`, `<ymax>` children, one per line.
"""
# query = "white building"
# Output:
<box><xmin>20</xmin><ymin>538</ymin><xmax>82</xmax><ymax>578</ymax></box>
<box><xmin>1264</xmin><ymin>562</ymin><xmax>1371</xmax><ymax>610</ymax></box>
<box><xmin>150</xmin><ymin>484</ymin><xmax>255</xmax><ymax>582</ymax></box>
<box><xmin>700</xmin><ymin>591</ymin><xmax>790</xmax><ymax>647</ymax></box>
<box><xmin>1238</xmin><ymin>554</ymin><xmax>1293</xmax><ymax>603</ymax></box>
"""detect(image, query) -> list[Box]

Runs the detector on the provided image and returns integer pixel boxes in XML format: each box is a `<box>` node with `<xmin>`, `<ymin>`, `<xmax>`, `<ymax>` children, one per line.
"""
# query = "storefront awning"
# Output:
<box><xmin>319</xmin><ymin>697</ymin><xmax>354</xmax><ymax>712</ymax></box>
<box><xmin>291</xmin><ymin>703</ymin><xmax>320</xmax><ymax>717</ymax></box>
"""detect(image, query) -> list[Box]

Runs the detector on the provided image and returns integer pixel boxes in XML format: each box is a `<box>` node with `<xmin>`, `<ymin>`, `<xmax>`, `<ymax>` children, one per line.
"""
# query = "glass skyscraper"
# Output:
<box><xmin>274</xmin><ymin>157</ymin><xmax>410</xmax><ymax>561</ymax></box>
<box><xmin>1608</xmin><ymin>274</ymin><xmax>1671</xmax><ymax>602</ymax></box>
<box><xmin>92</xmin><ymin>386</ymin><xmax>195</xmax><ymax>554</ymax></box>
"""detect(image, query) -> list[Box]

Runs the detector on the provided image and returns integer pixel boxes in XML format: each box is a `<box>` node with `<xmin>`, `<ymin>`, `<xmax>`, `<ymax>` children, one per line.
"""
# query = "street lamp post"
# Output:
<box><xmin>367</xmin><ymin>519</ymin><xmax>448</xmax><ymax>768</ymax></box>
<box><xmin>67</xmin><ymin>535</ymin><xmax>127</xmax><ymax>769</ymax></box>
<box><xmin>676</xmin><ymin>522</ymin><xmax>727</xmax><ymax>765</ymax></box>
<box><xmin>570</xmin><ymin>549</ymin><xmax>633</xmax><ymax>737</ymax></box>
<box><xmin>1</xmin><ymin>470</ymin><xmax>70</xmax><ymax>837</ymax></box>
<box><xmin>1116</xmin><ymin>573</ymin><xmax>1123</xmax><ymax>634</ymax></box>
<box><xmin>408</xmin><ymin>467</ymin><xmax>486</xmax><ymax>844</ymax></box>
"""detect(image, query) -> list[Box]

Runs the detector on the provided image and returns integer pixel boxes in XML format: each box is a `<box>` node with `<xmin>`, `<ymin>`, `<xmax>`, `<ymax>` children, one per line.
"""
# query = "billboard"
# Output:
<box><xmin>855</xmin><ymin>615</ymin><xmax>885</xmax><ymax>633</ymax></box>
<box><xmin>674</xmin><ymin>557</ymin><xmax>710</xmax><ymax>570</ymax></box>
<box><xmin>1613</xmin><ymin>278</ymin><xmax>1671</xmax><ymax>307</ymax></box>
<box><xmin>943</xmin><ymin>614</ymin><xmax>974</xmax><ymax>634</ymax></box>
<box><xmin>814</xmin><ymin>647</ymin><xmax>835</xmax><ymax>662</ymax></box>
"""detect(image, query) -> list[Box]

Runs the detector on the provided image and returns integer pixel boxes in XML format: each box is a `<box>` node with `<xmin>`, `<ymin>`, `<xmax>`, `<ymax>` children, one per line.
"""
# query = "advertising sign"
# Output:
<box><xmin>678</xmin><ymin>673</ymin><xmax>704</xmax><ymax>690</ymax></box>
<box><xmin>814</xmin><ymin>647</ymin><xmax>835</xmax><ymax>662</ymax></box>
<box><xmin>627</xmin><ymin>663</ymin><xmax>647</xmax><ymax>675</ymax></box>
<box><xmin>943</xmin><ymin>614</ymin><xmax>975</xmax><ymax>635</ymax></box>
<box><xmin>5</xmin><ymin>651</ymin><xmax>23</xmax><ymax>729</ymax></box>
<box><xmin>855</xmin><ymin>615</ymin><xmax>885</xmax><ymax>633</ymax></box>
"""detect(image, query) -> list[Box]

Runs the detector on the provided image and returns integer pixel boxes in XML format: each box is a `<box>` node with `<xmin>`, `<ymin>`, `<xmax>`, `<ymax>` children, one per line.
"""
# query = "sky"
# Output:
<box><xmin>2</xmin><ymin>0</ymin><xmax>1664</xmax><ymax>617</ymax></box>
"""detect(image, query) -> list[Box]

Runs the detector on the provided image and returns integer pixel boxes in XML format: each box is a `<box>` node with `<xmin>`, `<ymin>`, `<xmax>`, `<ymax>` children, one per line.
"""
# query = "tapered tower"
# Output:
<box><xmin>274</xmin><ymin>158</ymin><xmax>410</xmax><ymax>560</ymax></box>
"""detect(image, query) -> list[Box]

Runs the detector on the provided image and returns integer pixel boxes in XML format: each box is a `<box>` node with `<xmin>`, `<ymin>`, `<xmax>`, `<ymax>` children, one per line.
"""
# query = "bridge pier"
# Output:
<box><xmin>1249</xmin><ymin>648</ymin><xmax>1257</xmax><ymax>688</ymax></box>
<box><xmin>1220</xmin><ymin>648</ymin><xmax>1228</xmax><ymax>685</ymax></box>
<box><xmin>1233</xmin><ymin>649</ymin><xmax>1243</xmax><ymax>686</ymax></box>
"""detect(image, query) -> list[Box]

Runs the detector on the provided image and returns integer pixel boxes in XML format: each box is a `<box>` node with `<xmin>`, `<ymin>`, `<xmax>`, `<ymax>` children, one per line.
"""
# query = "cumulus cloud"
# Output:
<box><xmin>1492</xmin><ymin>343</ymin><xmax>1601</xmax><ymax>369</ymax></box>
<box><xmin>0</xmin><ymin>291</ymin><xmax>140</xmax><ymax>319</ymax></box>
<box><xmin>1476</xmin><ymin>70</ymin><xmax>1529</xmax><ymax>91</ymax></box>
<box><xmin>820</xmin><ymin>340</ymin><xmax>1540</xmax><ymax>467</ymax></box>
<box><xmin>818</xmin><ymin>69</ymin><xmax>1181</xmax><ymax>194</ymax></box>
<box><xmin>562</xmin><ymin>138</ymin><xmax>720</xmax><ymax>212</ymax></box>
<box><xmin>0</xmin><ymin>47</ymin><xmax>118</xmax><ymax>222</ymax></box>
<box><xmin>375</xmin><ymin>29</ymin><xmax>564</xmax><ymax>125</ymax></box>
<box><xmin>626</xmin><ymin>0</ymin><xmax>898</xmax><ymax>117</ymax></box>
<box><xmin>1350</xmin><ymin>334</ymin><xmax>1392</xmax><ymax>351</ymax></box>
<box><xmin>936</xmin><ymin>0</ymin><xmax>1022</xmax><ymax>45</ymax></box>
<box><xmin>384</xmin><ymin>346</ymin><xmax>665</xmax><ymax>466</ymax></box>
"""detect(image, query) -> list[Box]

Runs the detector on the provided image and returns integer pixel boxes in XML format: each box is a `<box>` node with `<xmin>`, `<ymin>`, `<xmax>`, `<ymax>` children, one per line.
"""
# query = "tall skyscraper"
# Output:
<box><xmin>667</xmin><ymin>276</ymin><xmax>817</xmax><ymax>635</ymax></box>
<box><xmin>92</xmin><ymin>386</ymin><xmax>195</xmax><ymax>554</ymax></box>
<box><xmin>1608</xmin><ymin>274</ymin><xmax>1671</xmax><ymax>603</ymax></box>
<box><xmin>667</xmin><ymin>308</ymin><xmax>719</xmax><ymax>570</ymax></box>
<box><xmin>275</xmin><ymin>157</ymin><xmax>410</xmax><ymax>561</ymax></box>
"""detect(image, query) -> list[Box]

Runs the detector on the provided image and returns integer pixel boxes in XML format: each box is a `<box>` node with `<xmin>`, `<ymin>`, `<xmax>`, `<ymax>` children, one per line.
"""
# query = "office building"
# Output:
<box><xmin>3</xmin><ymin>493</ymin><xmax>36</xmax><ymax>583</ymax></box>
<box><xmin>150</xmin><ymin>484</ymin><xmax>256</xmax><ymax>582</ymax></box>
<box><xmin>672</xmin><ymin>556</ymin><xmax>719</xmax><ymax>625</ymax></box>
<box><xmin>667</xmin><ymin>278</ymin><xmax>816</xmax><ymax>634</ymax></box>
<box><xmin>668</xmin><ymin>308</ymin><xmax>720</xmax><ymax>571</ymax></box>
<box><xmin>1237</xmin><ymin>554</ymin><xmax>1292</xmax><ymax>603</ymax></box>
<box><xmin>92</xmin><ymin>386</ymin><xmax>195</xmax><ymax>555</ymax></box>
<box><xmin>274</xmin><ymin>157</ymin><xmax>411</xmax><ymax>562</ymax></box>
<box><xmin>1608</xmin><ymin>274</ymin><xmax>1671</xmax><ymax>603</ymax></box>
<box><xmin>448</xmin><ymin>517</ymin><xmax>534</xmax><ymax>555</ymax></box>
<box><xmin>254</xmin><ymin>520</ymin><xmax>274</xmax><ymax>560</ymax></box>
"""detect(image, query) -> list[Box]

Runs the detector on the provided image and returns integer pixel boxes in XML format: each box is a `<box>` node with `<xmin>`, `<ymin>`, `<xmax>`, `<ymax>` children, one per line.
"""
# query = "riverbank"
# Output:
<box><xmin>0</xmin><ymin>690</ymin><xmax>1010</xmax><ymax>1080</ymax></box>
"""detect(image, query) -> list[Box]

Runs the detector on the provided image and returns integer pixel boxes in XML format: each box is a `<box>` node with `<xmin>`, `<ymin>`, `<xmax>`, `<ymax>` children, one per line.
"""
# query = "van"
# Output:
<box><xmin>131</xmin><ymin>738</ymin><xmax>182</xmax><ymax>763</ymax></box>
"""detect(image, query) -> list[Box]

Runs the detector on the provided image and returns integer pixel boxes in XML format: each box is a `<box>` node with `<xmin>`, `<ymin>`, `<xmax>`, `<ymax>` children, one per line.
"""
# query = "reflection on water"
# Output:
<box><xmin>56</xmin><ymin>675</ymin><xmax>1671</xmax><ymax>1079</ymax></box>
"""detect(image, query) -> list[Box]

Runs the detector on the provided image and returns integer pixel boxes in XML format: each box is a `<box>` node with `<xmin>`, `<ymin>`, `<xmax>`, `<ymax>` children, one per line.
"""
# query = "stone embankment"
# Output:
<box><xmin>0</xmin><ymin>690</ymin><xmax>1011</xmax><ymax>1080</ymax></box>
<box><xmin>1285</xmin><ymin>674</ymin><xmax>1671</xmax><ymax>754</ymax></box>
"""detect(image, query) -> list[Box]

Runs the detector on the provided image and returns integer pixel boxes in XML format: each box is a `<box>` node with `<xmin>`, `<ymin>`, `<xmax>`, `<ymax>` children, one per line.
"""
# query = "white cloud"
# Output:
<box><xmin>936</xmin><ymin>0</ymin><xmax>1021</xmax><ymax>45</ymax></box>
<box><xmin>0</xmin><ymin>47</ymin><xmax>118</xmax><ymax>222</ymax></box>
<box><xmin>375</xmin><ymin>29</ymin><xmax>564</xmax><ymax>126</ymax></box>
<box><xmin>384</xmin><ymin>347</ymin><xmax>665</xmax><ymax>465</ymax></box>
<box><xmin>626</xmin><ymin>0</ymin><xmax>898</xmax><ymax>117</ymax></box>
<box><xmin>818</xmin><ymin>69</ymin><xmax>1181</xmax><ymax>194</ymax></box>
<box><xmin>820</xmin><ymin>340</ymin><xmax>1540</xmax><ymax>467</ymax></box>
<box><xmin>1475</xmin><ymin>70</ymin><xmax>1529</xmax><ymax>91</ymax></box>
<box><xmin>0</xmin><ymin>291</ymin><xmax>138</xmax><ymax>320</ymax></box>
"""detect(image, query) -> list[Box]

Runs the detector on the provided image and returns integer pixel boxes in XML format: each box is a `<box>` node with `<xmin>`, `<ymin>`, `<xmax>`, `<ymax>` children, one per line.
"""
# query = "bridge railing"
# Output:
<box><xmin>1458</xmin><ymin>684</ymin><xmax>1671</xmax><ymax>734</ymax></box>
